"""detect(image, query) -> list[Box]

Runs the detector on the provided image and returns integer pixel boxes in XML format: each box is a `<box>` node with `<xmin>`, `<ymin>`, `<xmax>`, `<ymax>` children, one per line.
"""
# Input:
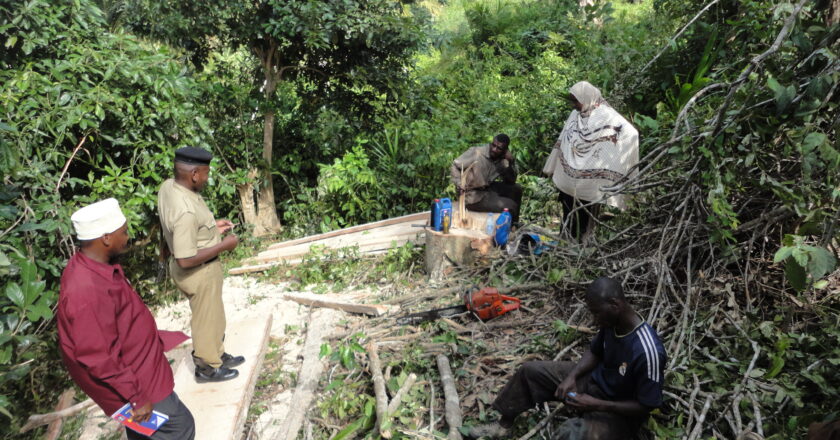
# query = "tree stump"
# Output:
<box><xmin>425</xmin><ymin>209</ymin><xmax>497</xmax><ymax>280</ymax></box>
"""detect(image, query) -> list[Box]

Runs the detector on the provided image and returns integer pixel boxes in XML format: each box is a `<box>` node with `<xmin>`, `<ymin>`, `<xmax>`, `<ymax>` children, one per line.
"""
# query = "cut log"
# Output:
<box><xmin>436</xmin><ymin>354</ymin><xmax>463</xmax><ymax>440</ymax></box>
<box><xmin>425</xmin><ymin>229</ymin><xmax>494</xmax><ymax>281</ymax></box>
<box><xmin>19</xmin><ymin>398</ymin><xmax>96</xmax><ymax>433</ymax></box>
<box><xmin>283</xmin><ymin>292</ymin><xmax>393</xmax><ymax>316</ymax></box>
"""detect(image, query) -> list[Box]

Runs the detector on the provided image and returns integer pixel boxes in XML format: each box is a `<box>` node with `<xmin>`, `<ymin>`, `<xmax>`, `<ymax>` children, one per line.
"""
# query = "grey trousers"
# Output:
<box><xmin>467</xmin><ymin>182</ymin><xmax>523</xmax><ymax>222</ymax></box>
<box><xmin>492</xmin><ymin>361</ymin><xmax>643</xmax><ymax>440</ymax></box>
<box><xmin>125</xmin><ymin>392</ymin><xmax>195</xmax><ymax>440</ymax></box>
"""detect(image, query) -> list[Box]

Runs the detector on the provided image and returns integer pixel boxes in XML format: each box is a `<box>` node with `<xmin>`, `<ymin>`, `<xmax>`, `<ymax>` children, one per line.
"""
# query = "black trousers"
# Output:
<box><xmin>125</xmin><ymin>392</ymin><xmax>195</xmax><ymax>440</ymax></box>
<box><xmin>559</xmin><ymin>192</ymin><xmax>599</xmax><ymax>240</ymax></box>
<box><xmin>492</xmin><ymin>361</ymin><xmax>642</xmax><ymax>440</ymax></box>
<box><xmin>466</xmin><ymin>182</ymin><xmax>523</xmax><ymax>222</ymax></box>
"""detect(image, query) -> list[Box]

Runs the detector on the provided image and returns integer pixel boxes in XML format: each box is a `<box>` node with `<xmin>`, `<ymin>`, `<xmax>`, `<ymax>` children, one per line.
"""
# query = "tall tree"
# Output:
<box><xmin>123</xmin><ymin>0</ymin><xmax>425</xmax><ymax>236</ymax></box>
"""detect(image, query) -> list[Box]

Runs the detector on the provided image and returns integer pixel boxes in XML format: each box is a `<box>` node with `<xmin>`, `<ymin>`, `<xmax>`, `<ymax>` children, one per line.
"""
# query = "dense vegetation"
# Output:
<box><xmin>0</xmin><ymin>0</ymin><xmax>837</xmax><ymax>438</ymax></box>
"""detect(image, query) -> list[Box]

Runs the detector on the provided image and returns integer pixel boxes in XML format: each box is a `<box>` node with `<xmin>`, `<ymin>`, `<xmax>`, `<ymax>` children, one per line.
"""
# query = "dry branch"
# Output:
<box><xmin>367</xmin><ymin>343</ymin><xmax>392</xmax><ymax>439</ymax></box>
<box><xmin>436</xmin><ymin>354</ymin><xmax>463</xmax><ymax>440</ymax></box>
<box><xmin>19</xmin><ymin>398</ymin><xmax>96</xmax><ymax>433</ymax></box>
<box><xmin>283</xmin><ymin>292</ymin><xmax>392</xmax><ymax>316</ymax></box>
<box><xmin>386</xmin><ymin>373</ymin><xmax>418</xmax><ymax>415</ymax></box>
<box><xmin>44</xmin><ymin>389</ymin><xmax>76</xmax><ymax>440</ymax></box>
<box><xmin>516</xmin><ymin>404</ymin><xmax>564</xmax><ymax>440</ymax></box>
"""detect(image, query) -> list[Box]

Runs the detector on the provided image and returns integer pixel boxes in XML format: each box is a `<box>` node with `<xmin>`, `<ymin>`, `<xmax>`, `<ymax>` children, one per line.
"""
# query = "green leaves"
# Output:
<box><xmin>767</xmin><ymin>76</ymin><xmax>796</xmax><ymax>115</ymax></box>
<box><xmin>774</xmin><ymin>235</ymin><xmax>837</xmax><ymax>291</ymax></box>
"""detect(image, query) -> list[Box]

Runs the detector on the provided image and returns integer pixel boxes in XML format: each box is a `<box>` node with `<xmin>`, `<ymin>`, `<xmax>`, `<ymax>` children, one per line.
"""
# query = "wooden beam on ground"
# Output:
<box><xmin>229</xmin><ymin>250</ymin><xmax>394</xmax><ymax>275</ymax></box>
<box><xmin>266</xmin><ymin>212</ymin><xmax>427</xmax><ymax>251</ymax></box>
<box><xmin>283</xmin><ymin>292</ymin><xmax>393</xmax><ymax>316</ymax></box>
<box><xmin>173</xmin><ymin>314</ymin><xmax>273</xmax><ymax>440</ymax></box>
<box><xmin>274</xmin><ymin>309</ymin><xmax>334</xmax><ymax>440</ymax></box>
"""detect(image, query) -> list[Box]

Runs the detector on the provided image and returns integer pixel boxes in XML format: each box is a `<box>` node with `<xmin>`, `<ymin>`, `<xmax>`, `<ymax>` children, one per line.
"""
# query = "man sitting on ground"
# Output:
<box><xmin>451</xmin><ymin>133</ymin><xmax>523</xmax><ymax>223</ymax></box>
<box><xmin>467</xmin><ymin>277</ymin><xmax>666</xmax><ymax>440</ymax></box>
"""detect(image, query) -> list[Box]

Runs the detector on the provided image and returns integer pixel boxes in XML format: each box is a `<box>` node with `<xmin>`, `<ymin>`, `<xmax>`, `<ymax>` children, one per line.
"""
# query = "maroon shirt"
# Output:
<box><xmin>57</xmin><ymin>252</ymin><xmax>174</xmax><ymax>415</ymax></box>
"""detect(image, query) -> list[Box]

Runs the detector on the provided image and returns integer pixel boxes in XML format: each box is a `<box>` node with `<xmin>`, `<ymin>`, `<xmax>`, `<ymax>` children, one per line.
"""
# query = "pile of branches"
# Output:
<box><xmin>443</xmin><ymin>1</ymin><xmax>839</xmax><ymax>438</ymax></box>
<box><xmin>475</xmin><ymin>1</ymin><xmax>839</xmax><ymax>438</ymax></box>
<box><xmin>315</xmin><ymin>2</ymin><xmax>838</xmax><ymax>439</ymax></box>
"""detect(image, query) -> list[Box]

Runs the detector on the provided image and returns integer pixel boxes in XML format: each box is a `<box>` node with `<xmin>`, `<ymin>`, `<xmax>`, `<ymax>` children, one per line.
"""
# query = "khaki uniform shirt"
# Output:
<box><xmin>157</xmin><ymin>179</ymin><xmax>221</xmax><ymax>284</ymax></box>
<box><xmin>450</xmin><ymin>144</ymin><xmax>516</xmax><ymax>204</ymax></box>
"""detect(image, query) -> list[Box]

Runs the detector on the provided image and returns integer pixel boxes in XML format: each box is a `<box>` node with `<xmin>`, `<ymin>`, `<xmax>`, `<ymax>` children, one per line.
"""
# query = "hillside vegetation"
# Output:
<box><xmin>0</xmin><ymin>0</ymin><xmax>838</xmax><ymax>438</ymax></box>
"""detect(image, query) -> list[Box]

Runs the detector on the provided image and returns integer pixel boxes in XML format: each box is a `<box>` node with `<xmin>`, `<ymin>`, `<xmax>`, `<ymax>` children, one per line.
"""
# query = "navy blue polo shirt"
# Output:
<box><xmin>589</xmin><ymin>320</ymin><xmax>666</xmax><ymax>408</ymax></box>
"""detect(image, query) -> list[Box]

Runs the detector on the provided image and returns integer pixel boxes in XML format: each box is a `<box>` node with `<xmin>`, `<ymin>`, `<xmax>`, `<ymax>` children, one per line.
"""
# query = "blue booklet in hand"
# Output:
<box><xmin>111</xmin><ymin>403</ymin><xmax>169</xmax><ymax>436</ymax></box>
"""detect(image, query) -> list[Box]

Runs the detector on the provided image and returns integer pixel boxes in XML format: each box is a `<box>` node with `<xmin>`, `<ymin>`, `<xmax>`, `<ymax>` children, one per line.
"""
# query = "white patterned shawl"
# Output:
<box><xmin>542</xmin><ymin>81</ymin><xmax>639</xmax><ymax>209</ymax></box>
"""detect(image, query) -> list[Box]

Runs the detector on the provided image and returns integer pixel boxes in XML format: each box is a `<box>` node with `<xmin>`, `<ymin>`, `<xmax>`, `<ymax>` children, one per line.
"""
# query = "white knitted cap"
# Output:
<box><xmin>70</xmin><ymin>198</ymin><xmax>127</xmax><ymax>240</ymax></box>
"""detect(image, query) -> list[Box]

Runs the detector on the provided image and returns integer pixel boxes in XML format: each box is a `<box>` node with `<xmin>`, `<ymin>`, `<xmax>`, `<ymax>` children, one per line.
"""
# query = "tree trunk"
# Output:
<box><xmin>254</xmin><ymin>105</ymin><xmax>282</xmax><ymax>237</ymax></box>
<box><xmin>237</xmin><ymin>168</ymin><xmax>259</xmax><ymax>229</ymax></box>
<box><xmin>241</xmin><ymin>39</ymin><xmax>284</xmax><ymax>237</ymax></box>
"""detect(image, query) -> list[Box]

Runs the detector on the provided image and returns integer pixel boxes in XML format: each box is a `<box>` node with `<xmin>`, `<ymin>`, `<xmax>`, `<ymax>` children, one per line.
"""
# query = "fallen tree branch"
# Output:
<box><xmin>641</xmin><ymin>0</ymin><xmax>721</xmax><ymax>73</ymax></box>
<box><xmin>386</xmin><ymin>373</ymin><xmax>418</xmax><ymax>415</ymax></box>
<box><xmin>20</xmin><ymin>398</ymin><xmax>96</xmax><ymax>433</ymax></box>
<box><xmin>44</xmin><ymin>389</ymin><xmax>76</xmax><ymax>440</ymax></box>
<box><xmin>516</xmin><ymin>403</ymin><xmax>564</xmax><ymax>440</ymax></box>
<box><xmin>367</xmin><ymin>343</ymin><xmax>392</xmax><ymax>439</ymax></box>
<box><xmin>284</xmin><ymin>292</ymin><xmax>392</xmax><ymax>316</ymax></box>
<box><xmin>437</xmin><ymin>354</ymin><xmax>463</xmax><ymax>440</ymax></box>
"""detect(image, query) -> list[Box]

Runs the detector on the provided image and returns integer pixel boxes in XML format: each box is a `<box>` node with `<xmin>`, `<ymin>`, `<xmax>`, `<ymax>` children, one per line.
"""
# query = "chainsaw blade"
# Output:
<box><xmin>396</xmin><ymin>305</ymin><xmax>468</xmax><ymax>325</ymax></box>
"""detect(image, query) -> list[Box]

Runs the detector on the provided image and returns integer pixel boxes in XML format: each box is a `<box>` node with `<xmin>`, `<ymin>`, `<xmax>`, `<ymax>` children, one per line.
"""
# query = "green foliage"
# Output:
<box><xmin>282</xmin><ymin>242</ymin><xmax>422</xmax><ymax>292</ymax></box>
<box><xmin>0</xmin><ymin>0</ymin><xmax>214</xmax><ymax>431</ymax></box>
<box><xmin>774</xmin><ymin>235</ymin><xmax>837</xmax><ymax>291</ymax></box>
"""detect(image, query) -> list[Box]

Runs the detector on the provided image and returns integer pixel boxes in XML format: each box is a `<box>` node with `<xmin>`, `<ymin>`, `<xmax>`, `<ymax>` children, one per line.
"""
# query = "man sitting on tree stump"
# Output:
<box><xmin>451</xmin><ymin>133</ymin><xmax>523</xmax><ymax>223</ymax></box>
<box><xmin>467</xmin><ymin>277</ymin><xmax>666</xmax><ymax>440</ymax></box>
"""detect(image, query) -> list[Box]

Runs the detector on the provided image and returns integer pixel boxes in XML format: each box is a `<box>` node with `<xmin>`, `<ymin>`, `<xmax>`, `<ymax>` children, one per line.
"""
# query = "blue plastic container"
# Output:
<box><xmin>430</xmin><ymin>199</ymin><xmax>441</xmax><ymax>231</ymax></box>
<box><xmin>494</xmin><ymin>208</ymin><xmax>512</xmax><ymax>246</ymax></box>
<box><xmin>431</xmin><ymin>198</ymin><xmax>453</xmax><ymax>231</ymax></box>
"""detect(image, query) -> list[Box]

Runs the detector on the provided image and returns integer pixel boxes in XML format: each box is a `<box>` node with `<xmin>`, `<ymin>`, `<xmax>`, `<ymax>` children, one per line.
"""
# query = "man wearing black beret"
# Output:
<box><xmin>157</xmin><ymin>147</ymin><xmax>244</xmax><ymax>382</ymax></box>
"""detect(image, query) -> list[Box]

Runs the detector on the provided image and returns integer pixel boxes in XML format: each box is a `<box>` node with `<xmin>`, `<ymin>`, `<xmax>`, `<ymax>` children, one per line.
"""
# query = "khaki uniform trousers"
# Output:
<box><xmin>170</xmin><ymin>258</ymin><xmax>225</xmax><ymax>368</ymax></box>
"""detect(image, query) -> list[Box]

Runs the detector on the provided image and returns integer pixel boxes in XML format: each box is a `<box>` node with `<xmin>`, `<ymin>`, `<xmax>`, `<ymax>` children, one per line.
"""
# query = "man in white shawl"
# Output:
<box><xmin>543</xmin><ymin>81</ymin><xmax>638</xmax><ymax>239</ymax></box>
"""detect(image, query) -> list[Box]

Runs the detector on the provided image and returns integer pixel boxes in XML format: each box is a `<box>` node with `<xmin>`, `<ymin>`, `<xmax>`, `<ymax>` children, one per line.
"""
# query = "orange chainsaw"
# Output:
<box><xmin>396</xmin><ymin>287</ymin><xmax>521</xmax><ymax>325</ymax></box>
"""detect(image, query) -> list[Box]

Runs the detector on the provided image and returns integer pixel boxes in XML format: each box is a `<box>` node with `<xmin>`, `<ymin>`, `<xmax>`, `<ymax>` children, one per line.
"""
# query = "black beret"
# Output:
<box><xmin>174</xmin><ymin>147</ymin><xmax>212</xmax><ymax>165</ymax></box>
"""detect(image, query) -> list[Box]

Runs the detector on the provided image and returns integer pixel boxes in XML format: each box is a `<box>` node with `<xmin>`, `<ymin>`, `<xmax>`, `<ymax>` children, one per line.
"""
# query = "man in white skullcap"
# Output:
<box><xmin>57</xmin><ymin>198</ymin><xmax>195</xmax><ymax>439</ymax></box>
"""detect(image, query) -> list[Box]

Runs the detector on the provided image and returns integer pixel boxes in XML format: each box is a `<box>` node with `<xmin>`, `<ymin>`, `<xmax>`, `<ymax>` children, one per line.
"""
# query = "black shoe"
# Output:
<box><xmin>221</xmin><ymin>353</ymin><xmax>245</xmax><ymax>368</ymax></box>
<box><xmin>194</xmin><ymin>365</ymin><xmax>239</xmax><ymax>383</ymax></box>
<box><xmin>192</xmin><ymin>351</ymin><xmax>245</xmax><ymax>369</ymax></box>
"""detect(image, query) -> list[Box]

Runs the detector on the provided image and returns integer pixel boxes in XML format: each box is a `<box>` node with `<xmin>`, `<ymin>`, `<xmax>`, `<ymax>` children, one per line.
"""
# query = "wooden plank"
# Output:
<box><xmin>272</xmin><ymin>309</ymin><xmax>334</xmax><ymax>440</ymax></box>
<box><xmin>254</xmin><ymin>234</ymin><xmax>422</xmax><ymax>263</ymax></box>
<box><xmin>256</xmin><ymin>223</ymin><xmax>425</xmax><ymax>261</ymax></box>
<box><xmin>229</xmin><ymin>249</ymin><xmax>395</xmax><ymax>275</ymax></box>
<box><xmin>282</xmin><ymin>292</ymin><xmax>392</xmax><ymax>316</ymax></box>
<box><xmin>266</xmin><ymin>212</ymin><xmax>427</xmax><ymax>251</ymax></box>
<box><xmin>173</xmin><ymin>314</ymin><xmax>273</xmax><ymax>440</ymax></box>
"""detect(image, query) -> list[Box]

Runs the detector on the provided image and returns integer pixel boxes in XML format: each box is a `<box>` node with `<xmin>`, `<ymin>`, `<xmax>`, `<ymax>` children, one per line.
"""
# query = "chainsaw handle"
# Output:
<box><xmin>500</xmin><ymin>295</ymin><xmax>520</xmax><ymax>314</ymax></box>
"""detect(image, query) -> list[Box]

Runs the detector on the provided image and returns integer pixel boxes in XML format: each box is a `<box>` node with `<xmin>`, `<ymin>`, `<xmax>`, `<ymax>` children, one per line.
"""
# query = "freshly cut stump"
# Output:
<box><xmin>425</xmin><ymin>228</ymin><xmax>493</xmax><ymax>281</ymax></box>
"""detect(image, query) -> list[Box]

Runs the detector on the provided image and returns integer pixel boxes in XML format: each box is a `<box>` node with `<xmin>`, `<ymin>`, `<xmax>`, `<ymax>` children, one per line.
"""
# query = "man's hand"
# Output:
<box><xmin>504</xmin><ymin>150</ymin><xmax>514</xmax><ymax>163</ymax></box>
<box><xmin>216</xmin><ymin>219</ymin><xmax>235</xmax><ymax>235</ymax></box>
<box><xmin>131</xmin><ymin>402</ymin><xmax>153</xmax><ymax>423</ymax></box>
<box><xmin>554</xmin><ymin>376</ymin><xmax>577</xmax><ymax>400</ymax></box>
<box><xmin>221</xmin><ymin>234</ymin><xmax>239</xmax><ymax>251</ymax></box>
<box><xmin>564</xmin><ymin>393</ymin><xmax>601</xmax><ymax>412</ymax></box>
